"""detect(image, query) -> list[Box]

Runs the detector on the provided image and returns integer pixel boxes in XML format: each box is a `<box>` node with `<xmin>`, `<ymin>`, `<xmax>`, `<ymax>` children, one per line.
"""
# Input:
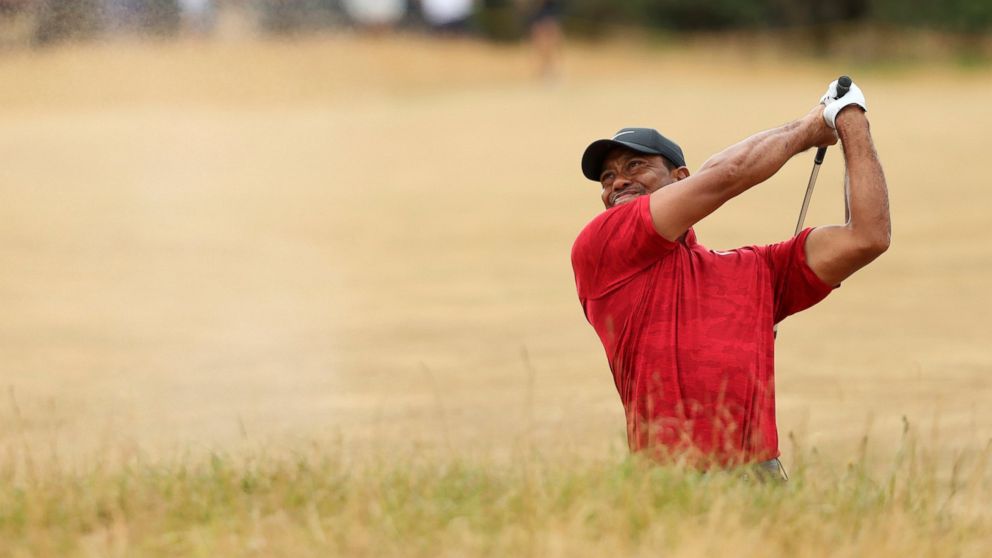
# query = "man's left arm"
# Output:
<box><xmin>805</xmin><ymin>106</ymin><xmax>891</xmax><ymax>286</ymax></box>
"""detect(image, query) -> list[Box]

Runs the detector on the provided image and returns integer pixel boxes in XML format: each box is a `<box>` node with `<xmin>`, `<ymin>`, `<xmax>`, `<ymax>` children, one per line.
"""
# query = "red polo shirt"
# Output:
<box><xmin>571</xmin><ymin>196</ymin><xmax>833</xmax><ymax>465</ymax></box>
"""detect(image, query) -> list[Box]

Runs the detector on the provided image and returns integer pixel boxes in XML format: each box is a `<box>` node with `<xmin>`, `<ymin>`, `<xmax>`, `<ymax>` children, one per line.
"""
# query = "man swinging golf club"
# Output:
<box><xmin>570</xmin><ymin>78</ymin><xmax>889</xmax><ymax>478</ymax></box>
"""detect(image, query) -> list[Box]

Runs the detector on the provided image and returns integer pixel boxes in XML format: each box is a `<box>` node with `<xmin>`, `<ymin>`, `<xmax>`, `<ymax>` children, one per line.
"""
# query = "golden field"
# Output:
<box><xmin>0</xmin><ymin>35</ymin><xmax>990</xmax><ymax>556</ymax></box>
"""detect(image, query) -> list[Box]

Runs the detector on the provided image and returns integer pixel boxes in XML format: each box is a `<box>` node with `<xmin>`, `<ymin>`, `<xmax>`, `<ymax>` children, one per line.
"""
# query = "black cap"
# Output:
<box><xmin>581</xmin><ymin>128</ymin><xmax>686</xmax><ymax>181</ymax></box>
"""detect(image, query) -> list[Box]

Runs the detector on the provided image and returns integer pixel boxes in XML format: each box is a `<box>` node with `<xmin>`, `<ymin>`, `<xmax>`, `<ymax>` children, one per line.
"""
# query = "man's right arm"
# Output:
<box><xmin>649</xmin><ymin>107</ymin><xmax>837</xmax><ymax>242</ymax></box>
<box><xmin>803</xmin><ymin>108</ymin><xmax>890</xmax><ymax>286</ymax></box>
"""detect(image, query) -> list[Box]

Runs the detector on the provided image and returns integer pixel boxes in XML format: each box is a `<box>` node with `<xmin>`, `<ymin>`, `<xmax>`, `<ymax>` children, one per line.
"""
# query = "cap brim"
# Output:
<box><xmin>581</xmin><ymin>139</ymin><xmax>662</xmax><ymax>181</ymax></box>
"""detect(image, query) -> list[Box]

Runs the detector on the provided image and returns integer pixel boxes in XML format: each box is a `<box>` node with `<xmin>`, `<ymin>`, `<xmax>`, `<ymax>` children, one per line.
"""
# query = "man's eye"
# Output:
<box><xmin>601</xmin><ymin>172</ymin><xmax>615</xmax><ymax>183</ymax></box>
<box><xmin>628</xmin><ymin>160</ymin><xmax>643</xmax><ymax>170</ymax></box>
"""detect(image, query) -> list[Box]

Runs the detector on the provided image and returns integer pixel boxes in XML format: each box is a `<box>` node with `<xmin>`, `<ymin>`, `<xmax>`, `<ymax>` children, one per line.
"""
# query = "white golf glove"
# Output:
<box><xmin>819</xmin><ymin>79</ymin><xmax>867</xmax><ymax>129</ymax></box>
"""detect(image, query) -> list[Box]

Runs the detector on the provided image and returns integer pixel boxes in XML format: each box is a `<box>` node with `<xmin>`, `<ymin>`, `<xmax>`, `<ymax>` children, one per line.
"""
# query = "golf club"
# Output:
<box><xmin>775</xmin><ymin>75</ymin><xmax>851</xmax><ymax>337</ymax></box>
<box><xmin>793</xmin><ymin>75</ymin><xmax>852</xmax><ymax>236</ymax></box>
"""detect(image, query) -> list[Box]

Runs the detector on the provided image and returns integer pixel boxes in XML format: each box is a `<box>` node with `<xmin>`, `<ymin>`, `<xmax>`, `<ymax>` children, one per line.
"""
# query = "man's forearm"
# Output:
<box><xmin>696</xmin><ymin>116</ymin><xmax>820</xmax><ymax>197</ymax></box>
<box><xmin>836</xmin><ymin>110</ymin><xmax>890</xmax><ymax>251</ymax></box>
<box><xmin>647</xmin><ymin>109</ymin><xmax>831</xmax><ymax>241</ymax></box>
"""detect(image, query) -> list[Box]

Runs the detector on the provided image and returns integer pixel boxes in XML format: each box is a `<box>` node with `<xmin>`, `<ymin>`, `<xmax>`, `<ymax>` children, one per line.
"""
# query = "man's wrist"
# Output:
<box><xmin>801</xmin><ymin>108</ymin><xmax>830</xmax><ymax>150</ymax></box>
<box><xmin>835</xmin><ymin>106</ymin><xmax>868</xmax><ymax>134</ymax></box>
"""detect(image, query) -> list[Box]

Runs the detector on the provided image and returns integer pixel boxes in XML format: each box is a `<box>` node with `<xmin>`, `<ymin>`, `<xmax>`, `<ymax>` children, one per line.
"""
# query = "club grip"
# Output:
<box><xmin>835</xmin><ymin>75</ymin><xmax>852</xmax><ymax>98</ymax></box>
<box><xmin>814</xmin><ymin>75</ymin><xmax>853</xmax><ymax>164</ymax></box>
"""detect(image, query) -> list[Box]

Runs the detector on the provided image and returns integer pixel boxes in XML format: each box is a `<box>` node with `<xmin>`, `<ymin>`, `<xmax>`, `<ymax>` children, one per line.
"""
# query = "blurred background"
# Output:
<box><xmin>0</xmin><ymin>1</ymin><xmax>989</xmax><ymax>57</ymax></box>
<box><xmin>1</xmin><ymin>1</ymin><xmax>990</xmax><ymax>468</ymax></box>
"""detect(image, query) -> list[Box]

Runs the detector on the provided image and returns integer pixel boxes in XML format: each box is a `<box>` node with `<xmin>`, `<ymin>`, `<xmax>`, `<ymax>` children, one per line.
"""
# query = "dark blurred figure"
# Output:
<box><xmin>526</xmin><ymin>0</ymin><xmax>562</xmax><ymax>80</ymax></box>
<box><xmin>476</xmin><ymin>0</ymin><xmax>522</xmax><ymax>42</ymax></box>
<box><xmin>420</xmin><ymin>0</ymin><xmax>473</xmax><ymax>34</ymax></box>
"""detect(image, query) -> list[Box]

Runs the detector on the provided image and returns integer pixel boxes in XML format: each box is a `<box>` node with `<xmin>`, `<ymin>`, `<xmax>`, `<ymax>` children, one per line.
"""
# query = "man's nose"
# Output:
<box><xmin>612</xmin><ymin>174</ymin><xmax>633</xmax><ymax>189</ymax></box>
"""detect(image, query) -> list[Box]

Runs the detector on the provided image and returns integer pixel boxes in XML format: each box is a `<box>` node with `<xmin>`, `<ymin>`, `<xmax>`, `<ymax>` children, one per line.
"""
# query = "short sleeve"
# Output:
<box><xmin>759</xmin><ymin>227</ymin><xmax>836</xmax><ymax>324</ymax></box>
<box><xmin>571</xmin><ymin>196</ymin><xmax>676</xmax><ymax>300</ymax></box>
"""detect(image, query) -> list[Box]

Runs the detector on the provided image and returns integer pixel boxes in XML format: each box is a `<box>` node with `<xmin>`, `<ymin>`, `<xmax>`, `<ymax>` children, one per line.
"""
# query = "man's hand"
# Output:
<box><xmin>803</xmin><ymin>105</ymin><xmax>839</xmax><ymax>149</ymax></box>
<box><xmin>820</xmin><ymin>79</ymin><xmax>868</xmax><ymax>129</ymax></box>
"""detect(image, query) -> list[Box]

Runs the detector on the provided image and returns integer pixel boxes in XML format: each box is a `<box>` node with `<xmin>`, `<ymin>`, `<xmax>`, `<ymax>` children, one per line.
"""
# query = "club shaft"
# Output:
<box><xmin>793</xmin><ymin>74</ymin><xmax>848</xmax><ymax>234</ymax></box>
<box><xmin>776</xmin><ymin>148</ymin><xmax>826</xmax><ymax>337</ymax></box>
<box><xmin>795</xmin><ymin>158</ymin><xmax>823</xmax><ymax>235</ymax></box>
<box><xmin>776</xmin><ymin>74</ymin><xmax>850</xmax><ymax>338</ymax></box>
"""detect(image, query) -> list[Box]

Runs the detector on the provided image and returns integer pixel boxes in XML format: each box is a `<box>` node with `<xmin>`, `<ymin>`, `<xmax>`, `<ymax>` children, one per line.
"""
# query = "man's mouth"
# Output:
<box><xmin>611</xmin><ymin>188</ymin><xmax>642</xmax><ymax>206</ymax></box>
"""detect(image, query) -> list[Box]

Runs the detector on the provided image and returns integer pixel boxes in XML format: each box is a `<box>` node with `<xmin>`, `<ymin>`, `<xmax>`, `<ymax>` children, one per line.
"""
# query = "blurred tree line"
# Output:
<box><xmin>13</xmin><ymin>0</ymin><xmax>992</xmax><ymax>46</ymax></box>
<box><xmin>563</xmin><ymin>0</ymin><xmax>992</xmax><ymax>35</ymax></box>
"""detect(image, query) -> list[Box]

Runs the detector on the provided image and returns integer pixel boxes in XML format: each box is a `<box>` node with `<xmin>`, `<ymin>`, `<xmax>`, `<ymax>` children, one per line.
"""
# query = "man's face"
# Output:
<box><xmin>599</xmin><ymin>148</ymin><xmax>681</xmax><ymax>210</ymax></box>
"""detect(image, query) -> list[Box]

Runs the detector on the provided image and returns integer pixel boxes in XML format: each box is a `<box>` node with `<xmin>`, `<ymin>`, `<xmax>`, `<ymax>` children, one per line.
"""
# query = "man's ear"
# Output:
<box><xmin>674</xmin><ymin>166</ymin><xmax>691</xmax><ymax>180</ymax></box>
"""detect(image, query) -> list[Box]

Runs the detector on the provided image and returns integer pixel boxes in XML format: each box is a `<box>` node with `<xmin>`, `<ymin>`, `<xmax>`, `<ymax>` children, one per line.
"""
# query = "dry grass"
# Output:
<box><xmin>2</xmin><ymin>433</ymin><xmax>990</xmax><ymax>557</ymax></box>
<box><xmin>0</xmin><ymin>35</ymin><xmax>991</xmax><ymax>555</ymax></box>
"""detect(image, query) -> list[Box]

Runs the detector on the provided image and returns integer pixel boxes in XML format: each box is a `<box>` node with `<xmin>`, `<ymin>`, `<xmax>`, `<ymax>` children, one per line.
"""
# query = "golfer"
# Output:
<box><xmin>571</xmin><ymin>81</ymin><xmax>889</xmax><ymax>476</ymax></box>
